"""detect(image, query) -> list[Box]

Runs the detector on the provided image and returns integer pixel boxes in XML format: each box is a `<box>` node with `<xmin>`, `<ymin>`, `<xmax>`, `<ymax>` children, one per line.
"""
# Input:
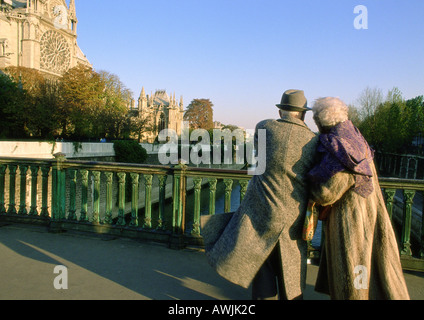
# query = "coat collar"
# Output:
<box><xmin>277</xmin><ymin>115</ymin><xmax>309</xmax><ymax>129</ymax></box>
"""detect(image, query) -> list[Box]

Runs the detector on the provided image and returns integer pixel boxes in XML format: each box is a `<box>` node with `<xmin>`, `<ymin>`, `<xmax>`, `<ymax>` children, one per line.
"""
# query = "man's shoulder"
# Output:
<box><xmin>256</xmin><ymin>118</ymin><xmax>315</xmax><ymax>134</ymax></box>
<box><xmin>255</xmin><ymin>119</ymin><xmax>275</xmax><ymax>129</ymax></box>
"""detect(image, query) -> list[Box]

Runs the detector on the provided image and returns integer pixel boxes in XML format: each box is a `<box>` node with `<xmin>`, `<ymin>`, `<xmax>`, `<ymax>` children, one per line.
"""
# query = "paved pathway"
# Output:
<box><xmin>0</xmin><ymin>224</ymin><xmax>423</xmax><ymax>300</ymax></box>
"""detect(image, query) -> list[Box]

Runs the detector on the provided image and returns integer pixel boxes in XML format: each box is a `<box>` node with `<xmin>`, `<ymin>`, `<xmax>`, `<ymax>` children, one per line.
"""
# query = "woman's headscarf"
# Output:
<box><xmin>307</xmin><ymin>120</ymin><xmax>375</xmax><ymax>198</ymax></box>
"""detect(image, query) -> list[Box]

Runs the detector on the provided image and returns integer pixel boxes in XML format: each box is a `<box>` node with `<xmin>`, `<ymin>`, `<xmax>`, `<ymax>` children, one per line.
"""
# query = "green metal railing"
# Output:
<box><xmin>380</xmin><ymin>177</ymin><xmax>424</xmax><ymax>272</ymax></box>
<box><xmin>0</xmin><ymin>155</ymin><xmax>251</xmax><ymax>248</ymax></box>
<box><xmin>0</xmin><ymin>155</ymin><xmax>423</xmax><ymax>271</ymax></box>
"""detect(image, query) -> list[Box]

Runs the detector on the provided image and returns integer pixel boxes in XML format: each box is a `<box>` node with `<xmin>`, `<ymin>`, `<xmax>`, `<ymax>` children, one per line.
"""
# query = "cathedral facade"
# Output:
<box><xmin>1</xmin><ymin>1</ymin><xmax>184</xmax><ymax>142</ymax></box>
<box><xmin>0</xmin><ymin>0</ymin><xmax>90</xmax><ymax>76</ymax></box>
<box><xmin>129</xmin><ymin>88</ymin><xmax>185</xmax><ymax>143</ymax></box>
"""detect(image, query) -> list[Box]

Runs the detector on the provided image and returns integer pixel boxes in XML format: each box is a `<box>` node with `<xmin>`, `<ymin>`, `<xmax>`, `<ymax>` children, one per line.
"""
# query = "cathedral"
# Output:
<box><xmin>0</xmin><ymin>0</ymin><xmax>185</xmax><ymax>142</ymax></box>
<box><xmin>128</xmin><ymin>88</ymin><xmax>185</xmax><ymax>143</ymax></box>
<box><xmin>0</xmin><ymin>0</ymin><xmax>90</xmax><ymax>76</ymax></box>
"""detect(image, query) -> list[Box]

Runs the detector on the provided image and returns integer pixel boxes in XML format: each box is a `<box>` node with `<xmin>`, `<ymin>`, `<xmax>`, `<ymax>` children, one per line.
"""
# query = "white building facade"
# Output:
<box><xmin>0</xmin><ymin>0</ymin><xmax>90</xmax><ymax>76</ymax></box>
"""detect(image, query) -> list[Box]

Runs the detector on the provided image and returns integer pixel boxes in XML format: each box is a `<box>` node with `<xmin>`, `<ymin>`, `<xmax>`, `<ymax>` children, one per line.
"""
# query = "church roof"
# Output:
<box><xmin>153</xmin><ymin>90</ymin><xmax>170</xmax><ymax>106</ymax></box>
<box><xmin>75</xmin><ymin>45</ymin><xmax>88</xmax><ymax>61</ymax></box>
<box><xmin>134</xmin><ymin>88</ymin><xmax>183</xmax><ymax>111</ymax></box>
<box><xmin>6</xmin><ymin>0</ymin><xmax>69</xmax><ymax>10</ymax></box>
<box><xmin>10</xmin><ymin>0</ymin><xmax>26</xmax><ymax>8</ymax></box>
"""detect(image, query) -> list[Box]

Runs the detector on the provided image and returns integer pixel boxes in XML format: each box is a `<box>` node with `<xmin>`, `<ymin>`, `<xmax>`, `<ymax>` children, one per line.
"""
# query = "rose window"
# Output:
<box><xmin>40</xmin><ymin>30</ymin><xmax>71</xmax><ymax>73</ymax></box>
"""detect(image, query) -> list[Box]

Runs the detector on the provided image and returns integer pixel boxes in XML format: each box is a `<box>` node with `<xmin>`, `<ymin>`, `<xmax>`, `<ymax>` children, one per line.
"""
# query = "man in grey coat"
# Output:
<box><xmin>201</xmin><ymin>89</ymin><xmax>318</xmax><ymax>300</ymax></box>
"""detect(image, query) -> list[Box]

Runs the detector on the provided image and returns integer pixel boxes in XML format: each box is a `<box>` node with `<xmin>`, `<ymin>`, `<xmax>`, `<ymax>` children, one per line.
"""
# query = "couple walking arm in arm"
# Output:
<box><xmin>201</xmin><ymin>90</ymin><xmax>409</xmax><ymax>300</ymax></box>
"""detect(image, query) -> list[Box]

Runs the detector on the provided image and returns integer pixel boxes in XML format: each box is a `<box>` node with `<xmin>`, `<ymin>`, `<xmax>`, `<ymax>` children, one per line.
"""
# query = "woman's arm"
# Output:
<box><xmin>309</xmin><ymin>171</ymin><xmax>355</xmax><ymax>206</ymax></box>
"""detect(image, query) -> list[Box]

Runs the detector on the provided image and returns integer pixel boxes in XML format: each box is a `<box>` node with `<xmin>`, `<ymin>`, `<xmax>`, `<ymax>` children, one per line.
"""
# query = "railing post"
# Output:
<box><xmin>116</xmin><ymin>172</ymin><xmax>126</xmax><ymax>226</ymax></box>
<box><xmin>383</xmin><ymin>188</ymin><xmax>396</xmax><ymax>220</ymax></box>
<box><xmin>40</xmin><ymin>166</ymin><xmax>50</xmax><ymax>218</ymax></box>
<box><xmin>208</xmin><ymin>178</ymin><xmax>217</xmax><ymax>215</ymax></box>
<box><xmin>50</xmin><ymin>153</ymin><xmax>66</xmax><ymax>232</ymax></box>
<box><xmin>157</xmin><ymin>174</ymin><xmax>167</xmax><ymax>230</ymax></box>
<box><xmin>0</xmin><ymin>164</ymin><xmax>6</xmax><ymax>214</ymax></box>
<box><xmin>67</xmin><ymin>169</ymin><xmax>77</xmax><ymax>221</ymax></box>
<box><xmin>223</xmin><ymin>178</ymin><xmax>233</xmax><ymax>213</ymax></box>
<box><xmin>143</xmin><ymin>174</ymin><xmax>153</xmax><ymax>228</ymax></box>
<box><xmin>18</xmin><ymin>165</ymin><xmax>28</xmax><ymax>215</ymax></box>
<box><xmin>7</xmin><ymin>164</ymin><xmax>18</xmax><ymax>214</ymax></box>
<box><xmin>91</xmin><ymin>171</ymin><xmax>101</xmax><ymax>223</ymax></box>
<box><xmin>191</xmin><ymin>177</ymin><xmax>202</xmax><ymax>236</ymax></box>
<box><xmin>421</xmin><ymin>198</ymin><xmax>424</xmax><ymax>259</ymax></box>
<box><xmin>104</xmin><ymin>171</ymin><xmax>113</xmax><ymax>225</ymax></box>
<box><xmin>170</xmin><ymin>162</ymin><xmax>187</xmax><ymax>249</ymax></box>
<box><xmin>79</xmin><ymin>169</ymin><xmax>89</xmax><ymax>222</ymax></box>
<box><xmin>172</xmin><ymin>163</ymin><xmax>187</xmax><ymax>234</ymax></box>
<box><xmin>55</xmin><ymin>154</ymin><xmax>67</xmax><ymax>220</ymax></box>
<box><xmin>130</xmin><ymin>172</ymin><xmax>139</xmax><ymax>227</ymax></box>
<box><xmin>51</xmin><ymin>163</ymin><xmax>57</xmax><ymax>219</ymax></box>
<box><xmin>7</xmin><ymin>164</ymin><xmax>17</xmax><ymax>214</ymax></box>
<box><xmin>29</xmin><ymin>166</ymin><xmax>39</xmax><ymax>216</ymax></box>
<box><xmin>239</xmin><ymin>179</ymin><xmax>249</xmax><ymax>203</ymax></box>
<box><xmin>400</xmin><ymin>189</ymin><xmax>415</xmax><ymax>256</ymax></box>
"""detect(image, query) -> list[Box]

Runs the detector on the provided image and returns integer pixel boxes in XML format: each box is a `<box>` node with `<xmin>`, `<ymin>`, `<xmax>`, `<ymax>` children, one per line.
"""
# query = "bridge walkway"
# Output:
<box><xmin>1</xmin><ymin>224</ymin><xmax>423</xmax><ymax>301</ymax></box>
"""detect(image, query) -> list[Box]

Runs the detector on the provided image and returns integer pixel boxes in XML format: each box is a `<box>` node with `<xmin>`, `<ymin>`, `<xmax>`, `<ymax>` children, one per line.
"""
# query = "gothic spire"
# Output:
<box><xmin>180</xmin><ymin>96</ymin><xmax>184</xmax><ymax>110</ymax></box>
<box><xmin>140</xmin><ymin>86</ymin><xmax>146</xmax><ymax>99</ymax></box>
<box><xmin>68</xmin><ymin>0</ymin><xmax>78</xmax><ymax>33</ymax></box>
<box><xmin>69</xmin><ymin>0</ymin><xmax>77</xmax><ymax>19</ymax></box>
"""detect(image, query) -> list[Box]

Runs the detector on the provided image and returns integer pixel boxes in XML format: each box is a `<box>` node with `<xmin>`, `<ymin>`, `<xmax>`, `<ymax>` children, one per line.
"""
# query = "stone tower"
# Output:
<box><xmin>129</xmin><ymin>88</ymin><xmax>185</xmax><ymax>143</ymax></box>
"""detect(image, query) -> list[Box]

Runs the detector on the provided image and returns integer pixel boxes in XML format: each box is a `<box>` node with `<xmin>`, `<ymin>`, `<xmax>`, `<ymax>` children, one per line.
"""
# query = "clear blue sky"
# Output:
<box><xmin>71</xmin><ymin>0</ymin><xmax>424</xmax><ymax>131</ymax></box>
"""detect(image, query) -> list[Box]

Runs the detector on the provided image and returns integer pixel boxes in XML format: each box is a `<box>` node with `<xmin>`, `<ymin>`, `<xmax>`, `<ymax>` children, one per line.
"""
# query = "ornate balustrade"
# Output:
<box><xmin>380</xmin><ymin>178</ymin><xmax>424</xmax><ymax>271</ymax></box>
<box><xmin>0</xmin><ymin>155</ymin><xmax>250</xmax><ymax>248</ymax></box>
<box><xmin>0</xmin><ymin>156</ymin><xmax>423</xmax><ymax>271</ymax></box>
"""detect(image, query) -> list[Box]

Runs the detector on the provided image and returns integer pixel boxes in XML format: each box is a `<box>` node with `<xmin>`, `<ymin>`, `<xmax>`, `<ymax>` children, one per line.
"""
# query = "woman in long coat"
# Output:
<box><xmin>308</xmin><ymin>97</ymin><xmax>410</xmax><ymax>300</ymax></box>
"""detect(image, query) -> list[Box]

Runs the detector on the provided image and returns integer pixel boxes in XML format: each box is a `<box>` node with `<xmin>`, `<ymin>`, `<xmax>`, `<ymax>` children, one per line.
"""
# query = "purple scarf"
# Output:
<box><xmin>307</xmin><ymin>120</ymin><xmax>374</xmax><ymax>198</ymax></box>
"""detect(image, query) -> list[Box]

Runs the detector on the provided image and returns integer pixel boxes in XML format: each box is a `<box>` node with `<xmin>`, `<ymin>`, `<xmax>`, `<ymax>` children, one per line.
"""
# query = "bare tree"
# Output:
<box><xmin>356</xmin><ymin>86</ymin><xmax>383</xmax><ymax>121</ymax></box>
<box><xmin>347</xmin><ymin>104</ymin><xmax>361</xmax><ymax>127</ymax></box>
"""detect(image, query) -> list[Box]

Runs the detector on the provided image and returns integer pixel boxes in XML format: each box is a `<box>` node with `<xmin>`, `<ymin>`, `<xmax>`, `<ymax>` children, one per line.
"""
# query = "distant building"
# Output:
<box><xmin>128</xmin><ymin>88</ymin><xmax>185</xmax><ymax>143</ymax></box>
<box><xmin>0</xmin><ymin>0</ymin><xmax>90</xmax><ymax>76</ymax></box>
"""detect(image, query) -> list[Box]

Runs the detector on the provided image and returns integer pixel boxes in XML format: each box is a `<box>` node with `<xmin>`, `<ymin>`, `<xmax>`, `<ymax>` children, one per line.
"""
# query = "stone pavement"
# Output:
<box><xmin>0</xmin><ymin>223</ymin><xmax>423</xmax><ymax>300</ymax></box>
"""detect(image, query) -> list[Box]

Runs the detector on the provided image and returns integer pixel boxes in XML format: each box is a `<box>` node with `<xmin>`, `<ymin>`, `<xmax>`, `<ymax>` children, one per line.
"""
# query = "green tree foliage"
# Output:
<box><xmin>113</xmin><ymin>140</ymin><xmax>148</xmax><ymax>164</ymax></box>
<box><xmin>0</xmin><ymin>71</ymin><xmax>27</xmax><ymax>138</ymax></box>
<box><xmin>355</xmin><ymin>87</ymin><xmax>424</xmax><ymax>154</ymax></box>
<box><xmin>59</xmin><ymin>64</ymin><xmax>104</xmax><ymax>139</ymax></box>
<box><xmin>3</xmin><ymin>66</ymin><xmax>62</xmax><ymax>139</ymax></box>
<box><xmin>0</xmin><ymin>65</ymin><xmax>145</xmax><ymax>141</ymax></box>
<box><xmin>184</xmin><ymin>98</ymin><xmax>214</xmax><ymax>130</ymax></box>
<box><xmin>96</xmin><ymin>70</ymin><xmax>134</xmax><ymax>139</ymax></box>
<box><xmin>60</xmin><ymin>65</ymin><xmax>135</xmax><ymax>140</ymax></box>
<box><xmin>405</xmin><ymin>95</ymin><xmax>424</xmax><ymax>145</ymax></box>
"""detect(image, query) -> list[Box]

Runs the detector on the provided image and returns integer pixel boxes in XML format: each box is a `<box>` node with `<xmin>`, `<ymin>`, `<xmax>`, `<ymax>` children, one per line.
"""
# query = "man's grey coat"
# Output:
<box><xmin>202</xmin><ymin>116</ymin><xmax>318</xmax><ymax>300</ymax></box>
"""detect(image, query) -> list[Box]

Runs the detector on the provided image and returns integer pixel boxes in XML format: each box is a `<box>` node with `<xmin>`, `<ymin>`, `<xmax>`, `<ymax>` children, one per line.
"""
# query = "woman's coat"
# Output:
<box><xmin>310</xmin><ymin>165</ymin><xmax>410</xmax><ymax>300</ymax></box>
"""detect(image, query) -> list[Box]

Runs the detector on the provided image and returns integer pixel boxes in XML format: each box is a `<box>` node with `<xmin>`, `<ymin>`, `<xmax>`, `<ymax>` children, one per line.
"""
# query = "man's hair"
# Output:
<box><xmin>312</xmin><ymin>97</ymin><xmax>349</xmax><ymax>127</ymax></box>
<box><xmin>279</xmin><ymin>109</ymin><xmax>304</xmax><ymax>119</ymax></box>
